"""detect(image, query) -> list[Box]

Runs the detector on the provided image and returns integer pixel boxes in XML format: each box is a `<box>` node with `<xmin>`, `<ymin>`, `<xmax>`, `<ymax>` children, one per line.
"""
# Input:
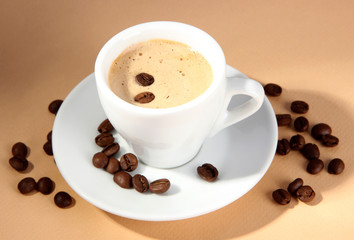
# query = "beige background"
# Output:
<box><xmin>1</xmin><ymin>0</ymin><xmax>353</xmax><ymax>239</ymax></box>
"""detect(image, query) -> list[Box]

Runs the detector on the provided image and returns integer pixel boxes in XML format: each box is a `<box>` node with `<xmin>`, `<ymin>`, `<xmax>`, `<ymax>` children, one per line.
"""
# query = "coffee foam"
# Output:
<box><xmin>109</xmin><ymin>39</ymin><xmax>213</xmax><ymax>109</ymax></box>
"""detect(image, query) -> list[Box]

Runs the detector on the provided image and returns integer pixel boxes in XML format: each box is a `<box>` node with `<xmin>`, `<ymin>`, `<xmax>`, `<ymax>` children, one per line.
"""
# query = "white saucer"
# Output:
<box><xmin>52</xmin><ymin>65</ymin><xmax>277</xmax><ymax>221</ymax></box>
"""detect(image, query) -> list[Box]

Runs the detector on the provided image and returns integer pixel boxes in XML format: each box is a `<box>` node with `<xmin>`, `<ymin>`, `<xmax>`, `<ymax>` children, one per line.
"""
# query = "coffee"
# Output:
<box><xmin>289</xmin><ymin>134</ymin><xmax>305</xmax><ymax>150</ymax></box>
<box><xmin>12</xmin><ymin>142</ymin><xmax>28</xmax><ymax>158</ymax></box>
<box><xmin>149</xmin><ymin>178</ymin><xmax>170</xmax><ymax>194</ymax></box>
<box><xmin>301</xmin><ymin>143</ymin><xmax>320</xmax><ymax>160</ymax></box>
<box><xmin>197</xmin><ymin>163</ymin><xmax>218</xmax><ymax>182</ymax></box>
<box><xmin>306</xmin><ymin>158</ymin><xmax>324</xmax><ymax>174</ymax></box>
<box><xmin>276</xmin><ymin>139</ymin><xmax>291</xmax><ymax>155</ymax></box>
<box><xmin>108</xmin><ymin>39</ymin><xmax>213</xmax><ymax>108</ymax></box>
<box><xmin>120</xmin><ymin>153</ymin><xmax>138</xmax><ymax>172</ymax></box>
<box><xmin>294</xmin><ymin>116</ymin><xmax>309</xmax><ymax>132</ymax></box>
<box><xmin>272</xmin><ymin>189</ymin><xmax>291</xmax><ymax>205</ymax></box>
<box><xmin>132</xmin><ymin>174</ymin><xmax>149</xmax><ymax>193</ymax></box>
<box><xmin>37</xmin><ymin>177</ymin><xmax>54</xmax><ymax>195</ymax></box>
<box><xmin>328</xmin><ymin>158</ymin><xmax>345</xmax><ymax>174</ymax></box>
<box><xmin>264</xmin><ymin>83</ymin><xmax>282</xmax><ymax>96</ymax></box>
<box><xmin>276</xmin><ymin>114</ymin><xmax>292</xmax><ymax>126</ymax></box>
<box><xmin>311</xmin><ymin>123</ymin><xmax>332</xmax><ymax>140</ymax></box>
<box><xmin>287</xmin><ymin>178</ymin><xmax>303</xmax><ymax>195</ymax></box>
<box><xmin>18</xmin><ymin>177</ymin><xmax>37</xmax><ymax>194</ymax></box>
<box><xmin>291</xmin><ymin>100</ymin><xmax>309</xmax><ymax>114</ymax></box>
<box><xmin>54</xmin><ymin>191</ymin><xmax>73</xmax><ymax>208</ymax></box>
<box><xmin>296</xmin><ymin>185</ymin><xmax>315</xmax><ymax>202</ymax></box>
<box><xmin>97</xmin><ymin>119</ymin><xmax>114</xmax><ymax>133</ymax></box>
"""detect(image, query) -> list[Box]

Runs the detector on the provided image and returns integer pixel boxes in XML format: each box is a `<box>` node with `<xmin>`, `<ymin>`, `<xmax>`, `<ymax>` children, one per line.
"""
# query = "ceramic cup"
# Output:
<box><xmin>95</xmin><ymin>21</ymin><xmax>264</xmax><ymax>168</ymax></box>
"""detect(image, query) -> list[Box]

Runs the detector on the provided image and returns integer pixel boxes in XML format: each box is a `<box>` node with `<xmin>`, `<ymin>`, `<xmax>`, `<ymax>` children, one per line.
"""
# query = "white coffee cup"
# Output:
<box><xmin>95</xmin><ymin>21</ymin><xmax>264</xmax><ymax>168</ymax></box>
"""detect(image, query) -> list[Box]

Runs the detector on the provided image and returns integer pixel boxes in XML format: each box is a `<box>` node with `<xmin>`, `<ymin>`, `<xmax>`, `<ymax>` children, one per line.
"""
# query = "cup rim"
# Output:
<box><xmin>95</xmin><ymin>21</ymin><xmax>226</xmax><ymax>116</ymax></box>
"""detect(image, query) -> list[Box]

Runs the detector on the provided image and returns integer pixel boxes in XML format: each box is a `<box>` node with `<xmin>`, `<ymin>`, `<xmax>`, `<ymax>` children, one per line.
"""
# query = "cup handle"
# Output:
<box><xmin>209</xmin><ymin>77</ymin><xmax>265</xmax><ymax>137</ymax></box>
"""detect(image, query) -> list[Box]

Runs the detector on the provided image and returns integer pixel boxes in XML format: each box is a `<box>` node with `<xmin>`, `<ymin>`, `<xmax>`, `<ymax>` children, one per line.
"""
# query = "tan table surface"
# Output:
<box><xmin>1</xmin><ymin>1</ymin><xmax>353</xmax><ymax>239</ymax></box>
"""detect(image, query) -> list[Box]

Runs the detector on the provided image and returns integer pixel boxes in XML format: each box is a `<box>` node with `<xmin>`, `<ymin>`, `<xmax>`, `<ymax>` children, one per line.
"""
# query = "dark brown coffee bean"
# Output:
<box><xmin>12</xmin><ymin>142</ymin><xmax>28</xmax><ymax>158</ymax></box>
<box><xmin>47</xmin><ymin>131</ymin><xmax>52</xmax><ymax>142</ymax></box>
<box><xmin>113</xmin><ymin>171</ymin><xmax>132</xmax><ymax>189</ymax></box>
<box><xmin>37</xmin><ymin>177</ymin><xmax>54</xmax><ymax>195</ymax></box>
<box><xmin>264</xmin><ymin>83</ymin><xmax>282</xmax><ymax>96</ymax></box>
<box><xmin>294</xmin><ymin>116</ymin><xmax>309</xmax><ymax>132</ymax></box>
<box><xmin>43</xmin><ymin>141</ymin><xmax>53</xmax><ymax>156</ymax></box>
<box><xmin>132</xmin><ymin>174</ymin><xmax>149</xmax><ymax>193</ymax></box>
<box><xmin>301</xmin><ymin>143</ymin><xmax>320</xmax><ymax>160</ymax></box>
<box><xmin>136</xmin><ymin>73</ymin><xmax>154</xmax><ymax>86</ymax></box>
<box><xmin>272</xmin><ymin>189</ymin><xmax>291</xmax><ymax>205</ymax></box>
<box><xmin>197</xmin><ymin>163</ymin><xmax>218</xmax><ymax>182</ymax></box>
<box><xmin>92</xmin><ymin>152</ymin><xmax>108</xmax><ymax>168</ymax></box>
<box><xmin>95</xmin><ymin>132</ymin><xmax>114</xmax><ymax>147</ymax></box>
<box><xmin>97</xmin><ymin>119</ymin><xmax>114</xmax><ymax>133</ymax></box>
<box><xmin>134</xmin><ymin>92</ymin><xmax>155</xmax><ymax>103</ymax></box>
<box><xmin>328</xmin><ymin>158</ymin><xmax>345</xmax><ymax>175</ymax></box>
<box><xmin>9</xmin><ymin>156</ymin><xmax>28</xmax><ymax>172</ymax></box>
<box><xmin>149</xmin><ymin>178</ymin><xmax>170</xmax><ymax>194</ymax></box>
<box><xmin>48</xmin><ymin>99</ymin><xmax>63</xmax><ymax>114</ymax></box>
<box><xmin>120</xmin><ymin>153</ymin><xmax>138</xmax><ymax>172</ymax></box>
<box><xmin>321</xmin><ymin>134</ymin><xmax>339</xmax><ymax>147</ymax></box>
<box><xmin>276</xmin><ymin>139</ymin><xmax>290</xmax><ymax>155</ymax></box>
<box><xmin>296</xmin><ymin>185</ymin><xmax>315</xmax><ymax>202</ymax></box>
<box><xmin>105</xmin><ymin>157</ymin><xmax>120</xmax><ymax>174</ymax></box>
<box><xmin>291</xmin><ymin>100</ymin><xmax>309</xmax><ymax>114</ymax></box>
<box><xmin>102</xmin><ymin>142</ymin><xmax>120</xmax><ymax>157</ymax></box>
<box><xmin>54</xmin><ymin>191</ymin><xmax>73</xmax><ymax>208</ymax></box>
<box><xmin>311</xmin><ymin>123</ymin><xmax>331</xmax><ymax>140</ymax></box>
<box><xmin>276</xmin><ymin>114</ymin><xmax>292</xmax><ymax>126</ymax></box>
<box><xmin>287</xmin><ymin>178</ymin><xmax>303</xmax><ymax>195</ymax></box>
<box><xmin>307</xmin><ymin>158</ymin><xmax>324</xmax><ymax>174</ymax></box>
<box><xmin>289</xmin><ymin>134</ymin><xmax>305</xmax><ymax>150</ymax></box>
<box><xmin>18</xmin><ymin>177</ymin><xmax>37</xmax><ymax>194</ymax></box>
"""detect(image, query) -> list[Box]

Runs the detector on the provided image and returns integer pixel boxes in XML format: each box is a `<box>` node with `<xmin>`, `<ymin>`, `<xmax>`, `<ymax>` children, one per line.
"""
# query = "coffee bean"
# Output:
<box><xmin>18</xmin><ymin>177</ymin><xmax>37</xmax><ymax>194</ymax></box>
<box><xmin>276</xmin><ymin>139</ymin><xmax>290</xmax><ymax>155</ymax></box>
<box><xmin>296</xmin><ymin>185</ymin><xmax>315</xmax><ymax>202</ymax></box>
<box><xmin>9</xmin><ymin>156</ymin><xmax>29</xmax><ymax>172</ymax></box>
<box><xmin>307</xmin><ymin>158</ymin><xmax>324</xmax><ymax>174</ymax></box>
<box><xmin>301</xmin><ymin>143</ymin><xmax>320</xmax><ymax>160</ymax></box>
<box><xmin>48</xmin><ymin>99</ymin><xmax>63</xmax><ymax>114</ymax></box>
<box><xmin>328</xmin><ymin>158</ymin><xmax>345</xmax><ymax>175</ymax></box>
<box><xmin>47</xmin><ymin>131</ymin><xmax>52</xmax><ymax>142</ymax></box>
<box><xmin>37</xmin><ymin>177</ymin><xmax>54</xmax><ymax>195</ymax></box>
<box><xmin>197</xmin><ymin>163</ymin><xmax>218</xmax><ymax>182</ymax></box>
<box><xmin>276</xmin><ymin>114</ymin><xmax>292</xmax><ymax>126</ymax></box>
<box><xmin>272</xmin><ymin>189</ymin><xmax>291</xmax><ymax>205</ymax></box>
<box><xmin>134</xmin><ymin>92</ymin><xmax>155</xmax><ymax>104</ymax></box>
<box><xmin>97</xmin><ymin>119</ymin><xmax>114</xmax><ymax>133</ymax></box>
<box><xmin>105</xmin><ymin>157</ymin><xmax>120</xmax><ymax>174</ymax></box>
<box><xmin>321</xmin><ymin>134</ymin><xmax>339</xmax><ymax>147</ymax></box>
<box><xmin>294</xmin><ymin>116</ymin><xmax>309</xmax><ymax>132</ymax></box>
<box><xmin>132</xmin><ymin>174</ymin><xmax>149</xmax><ymax>193</ymax></box>
<box><xmin>113</xmin><ymin>171</ymin><xmax>132</xmax><ymax>189</ymax></box>
<box><xmin>289</xmin><ymin>134</ymin><xmax>305</xmax><ymax>150</ymax></box>
<box><xmin>101</xmin><ymin>142</ymin><xmax>120</xmax><ymax>157</ymax></box>
<box><xmin>311</xmin><ymin>123</ymin><xmax>331</xmax><ymax>140</ymax></box>
<box><xmin>291</xmin><ymin>100</ymin><xmax>309</xmax><ymax>114</ymax></box>
<box><xmin>120</xmin><ymin>153</ymin><xmax>138</xmax><ymax>172</ymax></box>
<box><xmin>149</xmin><ymin>178</ymin><xmax>170</xmax><ymax>194</ymax></box>
<box><xmin>264</xmin><ymin>83</ymin><xmax>282</xmax><ymax>96</ymax></box>
<box><xmin>95</xmin><ymin>132</ymin><xmax>114</xmax><ymax>147</ymax></box>
<box><xmin>287</xmin><ymin>178</ymin><xmax>303</xmax><ymax>195</ymax></box>
<box><xmin>92</xmin><ymin>152</ymin><xmax>108</xmax><ymax>168</ymax></box>
<box><xmin>12</xmin><ymin>142</ymin><xmax>28</xmax><ymax>158</ymax></box>
<box><xmin>136</xmin><ymin>73</ymin><xmax>154</xmax><ymax>86</ymax></box>
<box><xmin>43</xmin><ymin>141</ymin><xmax>53</xmax><ymax>156</ymax></box>
<box><xmin>54</xmin><ymin>191</ymin><xmax>73</xmax><ymax>208</ymax></box>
